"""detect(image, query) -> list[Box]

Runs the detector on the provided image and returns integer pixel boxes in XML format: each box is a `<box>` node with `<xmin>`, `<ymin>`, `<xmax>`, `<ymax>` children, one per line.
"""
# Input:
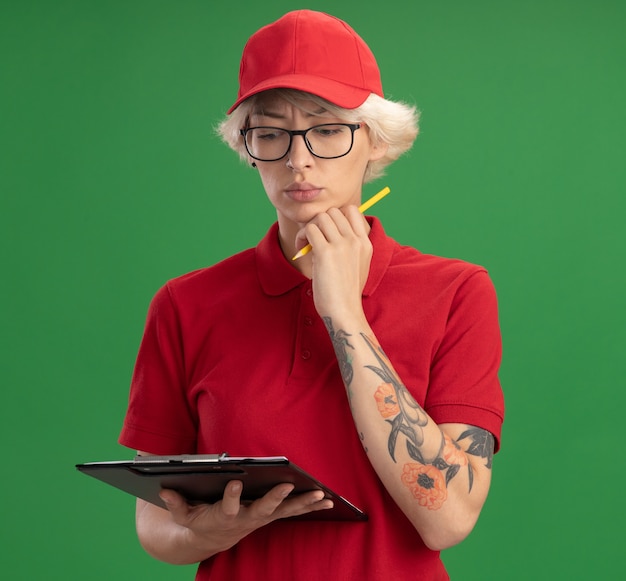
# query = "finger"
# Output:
<box><xmin>305</xmin><ymin>213</ymin><xmax>356</xmax><ymax>254</ymax></box>
<box><xmin>159</xmin><ymin>489</ymin><xmax>191</xmax><ymax>522</ymax></box>
<box><xmin>294</xmin><ymin>226</ymin><xmax>311</xmax><ymax>253</ymax></box>
<box><xmin>294</xmin><ymin>216</ymin><xmax>334</xmax><ymax>252</ymax></box>
<box><xmin>274</xmin><ymin>490</ymin><xmax>334</xmax><ymax>518</ymax></box>
<box><xmin>324</xmin><ymin>207</ymin><xmax>371</xmax><ymax>246</ymax></box>
<box><xmin>322</xmin><ymin>207</ymin><xmax>357</xmax><ymax>239</ymax></box>
<box><xmin>292</xmin><ymin>497</ymin><xmax>334</xmax><ymax>516</ymax></box>
<box><xmin>159</xmin><ymin>488</ymin><xmax>186</xmax><ymax>507</ymax></box>
<box><xmin>342</xmin><ymin>205</ymin><xmax>370</xmax><ymax>236</ymax></box>
<box><xmin>248</xmin><ymin>483</ymin><xmax>295</xmax><ymax>519</ymax></box>
<box><xmin>300</xmin><ymin>223</ymin><xmax>328</xmax><ymax>254</ymax></box>
<box><xmin>220</xmin><ymin>480</ymin><xmax>244</xmax><ymax>518</ymax></box>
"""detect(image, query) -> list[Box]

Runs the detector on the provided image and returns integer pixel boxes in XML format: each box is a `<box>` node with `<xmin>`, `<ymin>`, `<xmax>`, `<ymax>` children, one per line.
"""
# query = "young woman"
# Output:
<box><xmin>120</xmin><ymin>10</ymin><xmax>505</xmax><ymax>580</ymax></box>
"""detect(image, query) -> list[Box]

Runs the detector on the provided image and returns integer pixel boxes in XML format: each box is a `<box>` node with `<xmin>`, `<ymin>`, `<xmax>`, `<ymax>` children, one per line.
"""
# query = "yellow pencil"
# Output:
<box><xmin>291</xmin><ymin>186</ymin><xmax>391</xmax><ymax>260</ymax></box>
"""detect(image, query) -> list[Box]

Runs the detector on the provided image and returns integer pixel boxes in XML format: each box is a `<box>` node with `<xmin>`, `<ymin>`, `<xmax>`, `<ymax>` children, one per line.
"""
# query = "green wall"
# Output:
<box><xmin>2</xmin><ymin>0</ymin><xmax>624</xmax><ymax>578</ymax></box>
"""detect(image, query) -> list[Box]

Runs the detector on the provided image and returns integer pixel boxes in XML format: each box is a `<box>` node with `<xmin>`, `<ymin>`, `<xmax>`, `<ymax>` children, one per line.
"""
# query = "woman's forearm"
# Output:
<box><xmin>323</xmin><ymin>313</ymin><xmax>494</xmax><ymax>550</ymax></box>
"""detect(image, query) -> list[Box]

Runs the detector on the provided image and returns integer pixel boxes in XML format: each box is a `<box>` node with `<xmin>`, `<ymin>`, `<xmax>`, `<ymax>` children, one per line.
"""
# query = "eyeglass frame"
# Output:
<box><xmin>239</xmin><ymin>123</ymin><xmax>362</xmax><ymax>162</ymax></box>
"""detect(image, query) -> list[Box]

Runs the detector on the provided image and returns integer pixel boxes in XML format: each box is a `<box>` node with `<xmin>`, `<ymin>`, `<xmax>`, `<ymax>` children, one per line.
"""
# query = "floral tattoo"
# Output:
<box><xmin>364</xmin><ymin>333</ymin><xmax>494</xmax><ymax>510</ymax></box>
<box><xmin>323</xmin><ymin>318</ymin><xmax>494</xmax><ymax>511</ymax></box>
<box><xmin>323</xmin><ymin>316</ymin><xmax>355</xmax><ymax>386</ymax></box>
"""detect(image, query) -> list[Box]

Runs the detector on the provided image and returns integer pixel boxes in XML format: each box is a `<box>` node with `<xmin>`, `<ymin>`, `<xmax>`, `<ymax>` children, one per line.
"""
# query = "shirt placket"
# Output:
<box><xmin>289</xmin><ymin>281</ymin><xmax>322</xmax><ymax>380</ymax></box>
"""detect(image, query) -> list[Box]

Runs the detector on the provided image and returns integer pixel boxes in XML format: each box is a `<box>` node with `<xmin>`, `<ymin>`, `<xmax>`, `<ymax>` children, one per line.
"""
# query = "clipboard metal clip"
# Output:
<box><xmin>133</xmin><ymin>452</ymin><xmax>230</xmax><ymax>464</ymax></box>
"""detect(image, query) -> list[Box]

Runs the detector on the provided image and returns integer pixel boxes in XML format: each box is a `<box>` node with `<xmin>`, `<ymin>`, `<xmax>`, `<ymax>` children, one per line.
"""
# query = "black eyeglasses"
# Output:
<box><xmin>240</xmin><ymin>123</ymin><xmax>361</xmax><ymax>162</ymax></box>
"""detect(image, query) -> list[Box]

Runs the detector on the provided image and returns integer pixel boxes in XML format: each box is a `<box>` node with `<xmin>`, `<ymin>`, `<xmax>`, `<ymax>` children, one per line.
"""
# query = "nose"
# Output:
<box><xmin>286</xmin><ymin>133</ymin><xmax>314</xmax><ymax>171</ymax></box>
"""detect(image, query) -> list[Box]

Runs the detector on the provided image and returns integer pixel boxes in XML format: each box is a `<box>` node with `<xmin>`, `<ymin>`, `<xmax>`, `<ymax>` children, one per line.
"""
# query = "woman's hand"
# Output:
<box><xmin>137</xmin><ymin>481</ymin><xmax>332</xmax><ymax>564</ymax></box>
<box><xmin>295</xmin><ymin>205</ymin><xmax>372</xmax><ymax>320</ymax></box>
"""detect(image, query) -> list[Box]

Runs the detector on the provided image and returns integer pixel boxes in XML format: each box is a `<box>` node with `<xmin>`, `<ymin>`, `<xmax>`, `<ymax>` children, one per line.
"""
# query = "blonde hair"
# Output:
<box><xmin>216</xmin><ymin>90</ymin><xmax>420</xmax><ymax>183</ymax></box>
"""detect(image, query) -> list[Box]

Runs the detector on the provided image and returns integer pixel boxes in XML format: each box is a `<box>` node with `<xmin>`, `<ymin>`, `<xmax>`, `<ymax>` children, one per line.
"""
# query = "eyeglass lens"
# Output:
<box><xmin>244</xmin><ymin>124</ymin><xmax>357</xmax><ymax>161</ymax></box>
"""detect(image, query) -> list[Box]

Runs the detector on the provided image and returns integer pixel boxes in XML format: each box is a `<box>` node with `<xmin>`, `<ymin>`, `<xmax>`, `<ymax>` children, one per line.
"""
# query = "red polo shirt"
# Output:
<box><xmin>120</xmin><ymin>217</ymin><xmax>504</xmax><ymax>581</ymax></box>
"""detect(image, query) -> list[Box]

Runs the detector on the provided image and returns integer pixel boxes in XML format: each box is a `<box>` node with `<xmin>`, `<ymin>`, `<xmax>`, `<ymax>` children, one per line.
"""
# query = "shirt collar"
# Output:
<box><xmin>255</xmin><ymin>216</ymin><xmax>395</xmax><ymax>297</ymax></box>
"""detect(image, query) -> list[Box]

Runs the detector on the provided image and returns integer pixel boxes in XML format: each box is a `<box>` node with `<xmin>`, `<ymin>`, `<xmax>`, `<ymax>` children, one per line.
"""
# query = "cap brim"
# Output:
<box><xmin>227</xmin><ymin>74</ymin><xmax>375</xmax><ymax>114</ymax></box>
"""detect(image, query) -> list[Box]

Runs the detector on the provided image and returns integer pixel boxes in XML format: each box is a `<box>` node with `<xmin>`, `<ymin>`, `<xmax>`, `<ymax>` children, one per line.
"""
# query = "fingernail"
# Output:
<box><xmin>159</xmin><ymin>492</ymin><xmax>171</xmax><ymax>505</ymax></box>
<box><xmin>281</xmin><ymin>485</ymin><xmax>295</xmax><ymax>498</ymax></box>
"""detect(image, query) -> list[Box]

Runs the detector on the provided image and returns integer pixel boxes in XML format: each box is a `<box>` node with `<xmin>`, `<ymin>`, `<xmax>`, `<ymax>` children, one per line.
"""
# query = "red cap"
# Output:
<box><xmin>227</xmin><ymin>10</ymin><xmax>384</xmax><ymax>114</ymax></box>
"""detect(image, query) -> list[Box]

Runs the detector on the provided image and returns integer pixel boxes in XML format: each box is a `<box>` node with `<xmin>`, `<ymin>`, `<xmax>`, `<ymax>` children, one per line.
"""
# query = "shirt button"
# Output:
<box><xmin>305</xmin><ymin>288</ymin><xmax>313</xmax><ymax>297</ymax></box>
<box><xmin>304</xmin><ymin>316</ymin><xmax>313</xmax><ymax>326</ymax></box>
<box><xmin>301</xmin><ymin>349</ymin><xmax>311</xmax><ymax>360</ymax></box>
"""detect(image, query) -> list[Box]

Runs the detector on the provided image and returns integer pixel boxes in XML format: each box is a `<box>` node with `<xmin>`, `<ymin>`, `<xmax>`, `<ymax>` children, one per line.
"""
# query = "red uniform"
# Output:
<box><xmin>120</xmin><ymin>217</ymin><xmax>504</xmax><ymax>580</ymax></box>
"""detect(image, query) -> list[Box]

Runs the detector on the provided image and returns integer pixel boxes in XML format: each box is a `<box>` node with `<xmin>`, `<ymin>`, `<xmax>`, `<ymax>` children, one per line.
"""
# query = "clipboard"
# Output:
<box><xmin>76</xmin><ymin>454</ymin><xmax>367</xmax><ymax>521</ymax></box>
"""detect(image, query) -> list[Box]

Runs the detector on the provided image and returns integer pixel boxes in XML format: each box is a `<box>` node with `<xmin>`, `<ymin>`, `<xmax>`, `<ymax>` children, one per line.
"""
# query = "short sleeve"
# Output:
<box><xmin>118</xmin><ymin>283</ymin><xmax>197</xmax><ymax>454</ymax></box>
<box><xmin>425</xmin><ymin>270</ymin><xmax>505</xmax><ymax>451</ymax></box>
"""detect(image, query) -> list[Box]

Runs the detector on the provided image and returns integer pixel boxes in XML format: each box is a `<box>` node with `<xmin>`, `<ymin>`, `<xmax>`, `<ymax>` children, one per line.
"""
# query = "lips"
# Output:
<box><xmin>285</xmin><ymin>183</ymin><xmax>322</xmax><ymax>202</ymax></box>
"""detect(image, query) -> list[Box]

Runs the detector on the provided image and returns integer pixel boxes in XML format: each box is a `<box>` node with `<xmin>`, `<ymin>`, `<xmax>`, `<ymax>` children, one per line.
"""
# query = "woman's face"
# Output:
<box><xmin>248</xmin><ymin>95</ymin><xmax>387</xmax><ymax>240</ymax></box>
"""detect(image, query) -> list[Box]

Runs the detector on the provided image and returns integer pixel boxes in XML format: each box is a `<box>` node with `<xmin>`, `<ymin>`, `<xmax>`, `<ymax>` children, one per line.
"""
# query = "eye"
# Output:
<box><xmin>311</xmin><ymin>124</ymin><xmax>345</xmax><ymax>137</ymax></box>
<box><xmin>255</xmin><ymin>128</ymin><xmax>285</xmax><ymax>141</ymax></box>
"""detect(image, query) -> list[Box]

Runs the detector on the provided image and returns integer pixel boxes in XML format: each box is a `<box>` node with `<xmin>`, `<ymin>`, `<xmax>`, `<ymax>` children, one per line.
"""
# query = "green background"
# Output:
<box><xmin>2</xmin><ymin>0</ymin><xmax>624</xmax><ymax>578</ymax></box>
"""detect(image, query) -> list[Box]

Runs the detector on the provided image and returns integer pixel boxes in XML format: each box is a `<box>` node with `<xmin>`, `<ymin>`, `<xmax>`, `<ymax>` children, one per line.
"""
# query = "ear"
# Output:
<box><xmin>368</xmin><ymin>140</ymin><xmax>389</xmax><ymax>162</ymax></box>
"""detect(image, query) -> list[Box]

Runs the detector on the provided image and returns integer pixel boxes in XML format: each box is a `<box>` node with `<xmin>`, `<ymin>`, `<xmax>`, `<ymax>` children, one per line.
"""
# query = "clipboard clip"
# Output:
<box><xmin>133</xmin><ymin>452</ymin><xmax>230</xmax><ymax>464</ymax></box>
